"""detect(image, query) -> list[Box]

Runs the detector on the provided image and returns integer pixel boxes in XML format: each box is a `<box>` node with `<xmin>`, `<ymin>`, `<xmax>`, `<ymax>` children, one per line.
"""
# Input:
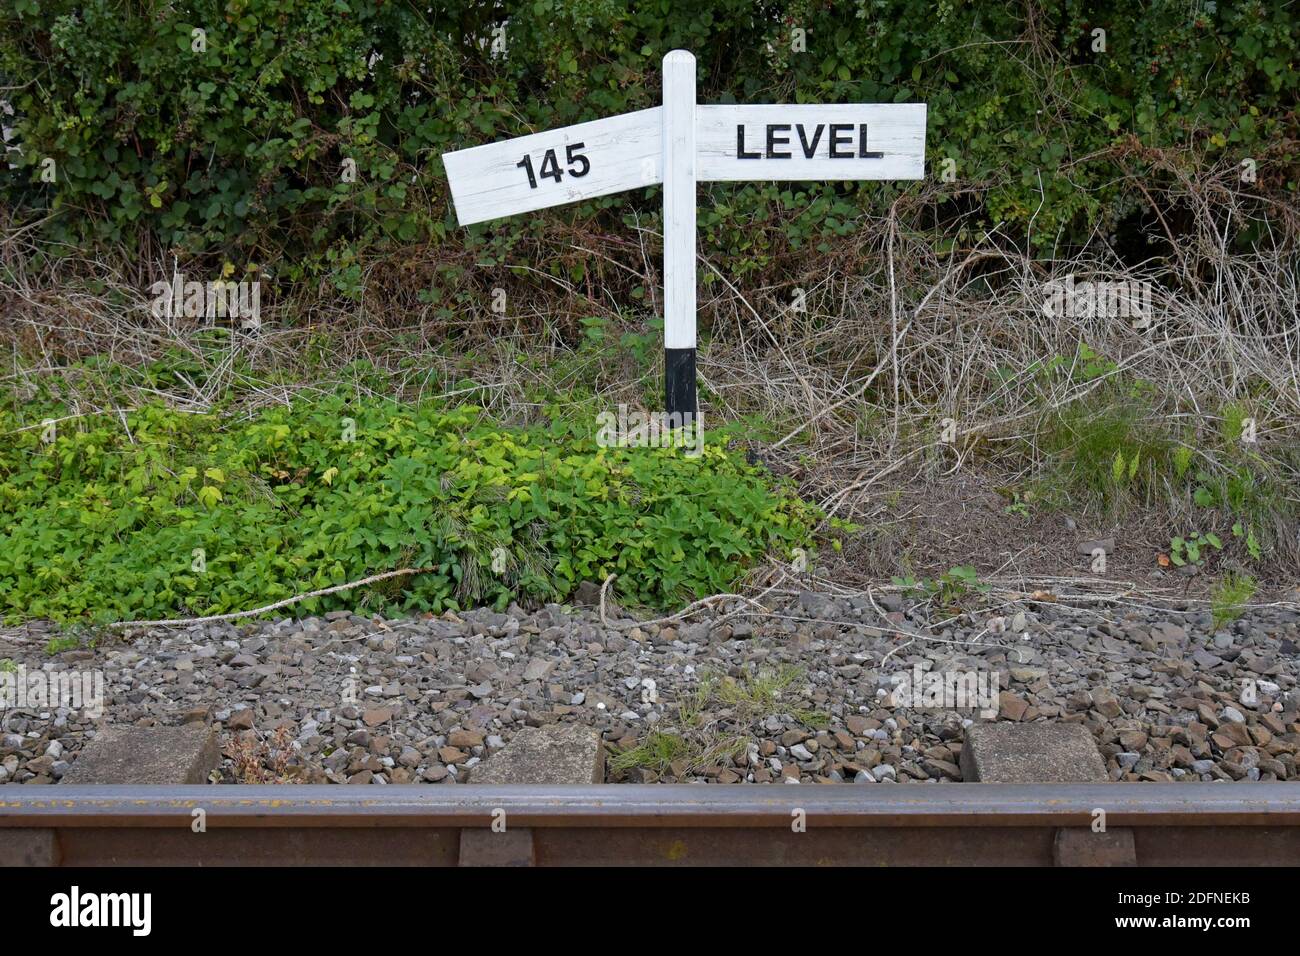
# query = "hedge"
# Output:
<box><xmin>2</xmin><ymin>0</ymin><xmax>1296</xmax><ymax>288</ymax></box>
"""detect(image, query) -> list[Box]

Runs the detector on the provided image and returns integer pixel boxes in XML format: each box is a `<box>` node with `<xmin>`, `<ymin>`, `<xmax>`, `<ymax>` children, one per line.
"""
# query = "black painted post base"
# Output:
<box><xmin>665</xmin><ymin>347</ymin><xmax>697</xmax><ymax>416</ymax></box>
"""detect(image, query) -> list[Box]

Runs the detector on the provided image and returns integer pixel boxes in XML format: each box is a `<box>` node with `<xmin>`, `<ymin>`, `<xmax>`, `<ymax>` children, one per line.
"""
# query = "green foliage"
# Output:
<box><xmin>1003</xmin><ymin>490</ymin><xmax>1032</xmax><ymax>519</ymax></box>
<box><xmin>1218</xmin><ymin>401</ymin><xmax>1253</xmax><ymax>445</ymax></box>
<box><xmin>713</xmin><ymin>664</ymin><xmax>803</xmax><ymax>714</ymax></box>
<box><xmin>2</xmin><ymin>1</ymin><xmax>1295</xmax><ymax>276</ymax></box>
<box><xmin>1030</xmin><ymin>346</ymin><xmax>1290</xmax><ymax>561</ymax></box>
<box><xmin>1036</xmin><ymin>359</ymin><xmax>1172</xmax><ymax>516</ymax></box>
<box><xmin>44</xmin><ymin>635</ymin><xmax>79</xmax><ymax>655</ymax></box>
<box><xmin>0</xmin><ymin>392</ymin><xmax>819</xmax><ymax>623</ymax></box>
<box><xmin>611</xmin><ymin>663</ymin><xmax>815</xmax><ymax>776</ymax></box>
<box><xmin>609</xmin><ymin>731</ymin><xmax>693</xmax><ymax>774</ymax></box>
<box><xmin>891</xmin><ymin>564</ymin><xmax>988</xmax><ymax>606</ymax></box>
<box><xmin>1232</xmin><ymin>521</ymin><xmax>1263</xmax><ymax>561</ymax></box>
<box><xmin>1168</xmin><ymin>530</ymin><xmax>1222</xmax><ymax>568</ymax></box>
<box><xmin>1027</xmin><ymin>342</ymin><xmax>1120</xmax><ymax>386</ymax></box>
<box><xmin>1211</xmin><ymin>572</ymin><xmax>1257</xmax><ymax>630</ymax></box>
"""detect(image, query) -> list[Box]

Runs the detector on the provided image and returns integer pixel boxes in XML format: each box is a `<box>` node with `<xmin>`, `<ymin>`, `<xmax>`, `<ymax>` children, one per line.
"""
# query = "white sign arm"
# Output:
<box><xmin>442</xmin><ymin>107</ymin><xmax>662</xmax><ymax>226</ymax></box>
<box><xmin>696</xmin><ymin>103</ymin><xmax>926</xmax><ymax>181</ymax></box>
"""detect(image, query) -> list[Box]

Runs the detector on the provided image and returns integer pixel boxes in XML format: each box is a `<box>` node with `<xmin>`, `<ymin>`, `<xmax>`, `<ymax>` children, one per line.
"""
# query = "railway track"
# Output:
<box><xmin>3</xmin><ymin>783</ymin><xmax>1299</xmax><ymax>866</ymax></box>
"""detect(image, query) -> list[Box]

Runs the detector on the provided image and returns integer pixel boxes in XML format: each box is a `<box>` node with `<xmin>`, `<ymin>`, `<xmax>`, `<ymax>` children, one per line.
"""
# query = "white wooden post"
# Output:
<box><xmin>661</xmin><ymin>50</ymin><xmax>697</xmax><ymax>417</ymax></box>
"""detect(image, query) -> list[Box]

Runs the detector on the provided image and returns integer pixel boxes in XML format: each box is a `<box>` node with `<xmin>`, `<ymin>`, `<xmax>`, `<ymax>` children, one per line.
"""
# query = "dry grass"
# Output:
<box><xmin>223</xmin><ymin>725</ymin><xmax>304</xmax><ymax>784</ymax></box>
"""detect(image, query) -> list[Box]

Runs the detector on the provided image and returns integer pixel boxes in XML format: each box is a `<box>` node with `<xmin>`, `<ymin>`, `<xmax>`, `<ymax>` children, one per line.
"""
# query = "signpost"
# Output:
<box><xmin>442</xmin><ymin>50</ymin><xmax>926</xmax><ymax>416</ymax></box>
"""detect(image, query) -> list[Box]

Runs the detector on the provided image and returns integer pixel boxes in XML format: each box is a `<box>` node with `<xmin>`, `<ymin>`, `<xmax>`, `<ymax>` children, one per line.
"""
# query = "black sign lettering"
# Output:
<box><xmin>765</xmin><ymin>124</ymin><xmax>792</xmax><ymax>158</ymax></box>
<box><xmin>858</xmin><ymin>124</ymin><xmax>883</xmax><ymax>159</ymax></box>
<box><xmin>797</xmin><ymin>124</ymin><xmax>824</xmax><ymax>158</ymax></box>
<box><xmin>733</xmin><ymin>121</ymin><xmax>885</xmax><ymax>162</ymax></box>
<box><xmin>828</xmin><ymin>124</ymin><xmax>854</xmax><ymax>158</ymax></box>
<box><xmin>736</xmin><ymin>126</ymin><xmax>761</xmax><ymax>159</ymax></box>
<box><xmin>517</xmin><ymin>143</ymin><xmax>594</xmax><ymax>188</ymax></box>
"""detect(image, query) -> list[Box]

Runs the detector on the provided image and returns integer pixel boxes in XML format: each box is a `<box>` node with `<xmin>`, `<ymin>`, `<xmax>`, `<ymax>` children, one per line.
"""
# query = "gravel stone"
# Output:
<box><xmin>2</xmin><ymin>591</ymin><xmax>1295</xmax><ymax>786</ymax></box>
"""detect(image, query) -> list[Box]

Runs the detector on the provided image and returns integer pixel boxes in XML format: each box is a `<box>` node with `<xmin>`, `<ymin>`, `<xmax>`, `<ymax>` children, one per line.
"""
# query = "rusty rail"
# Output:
<box><xmin>3</xmin><ymin>783</ymin><xmax>1299</xmax><ymax>866</ymax></box>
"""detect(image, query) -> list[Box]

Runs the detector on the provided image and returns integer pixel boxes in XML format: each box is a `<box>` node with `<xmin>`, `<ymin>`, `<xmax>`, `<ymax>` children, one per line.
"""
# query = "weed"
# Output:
<box><xmin>1231</xmin><ymin>522</ymin><xmax>1263</xmax><ymax>561</ymax></box>
<box><xmin>225</xmin><ymin>726</ymin><xmax>301</xmax><ymax>784</ymax></box>
<box><xmin>1168</xmin><ymin>531</ymin><xmax>1223</xmax><ymax>568</ymax></box>
<box><xmin>1036</xmin><ymin>386</ymin><xmax>1171</xmax><ymax>519</ymax></box>
<box><xmin>1001</xmin><ymin>489</ymin><xmax>1032</xmax><ymax>519</ymax></box>
<box><xmin>1218</xmin><ymin>401</ymin><xmax>1252</xmax><ymax>446</ymax></box>
<box><xmin>44</xmin><ymin>636</ymin><xmax>79</xmax><ymax>656</ymax></box>
<box><xmin>715</xmin><ymin>664</ymin><xmax>802</xmax><ymax>715</ymax></box>
<box><xmin>611</xmin><ymin>665</ymin><xmax>816</xmax><ymax>777</ymax></box>
<box><xmin>608</xmin><ymin>731</ymin><xmax>692</xmax><ymax>774</ymax></box>
<box><xmin>937</xmin><ymin>565</ymin><xmax>989</xmax><ymax>603</ymax></box>
<box><xmin>790</xmin><ymin>708</ymin><xmax>831</xmax><ymax>729</ymax></box>
<box><xmin>1211</xmin><ymin>573</ymin><xmax>1257</xmax><ymax>630</ymax></box>
<box><xmin>892</xmin><ymin>565</ymin><xmax>989</xmax><ymax>607</ymax></box>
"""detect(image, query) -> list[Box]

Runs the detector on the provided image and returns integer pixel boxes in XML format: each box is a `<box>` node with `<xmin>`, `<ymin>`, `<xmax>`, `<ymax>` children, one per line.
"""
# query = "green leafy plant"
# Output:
<box><xmin>1003</xmin><ymin>490</ymin><xmax>1032</xmax><ymax>519</ymax></box>
<box><xmin>892</xmin><ymin>565</ymin><xmax>989</xmax><ymax>606</ymax></box>
<box><xmin>1112</xmin><ymin>448</ymin><xmax>1140</xmax><ymax>484</ymax></box>
<box><xmin>1232</xmin><ymin>521</ymin><xmax>1263</xmax><ymax>561</ymax></box>
<box><xmin>612</xmin><ymin>664</ymin><xmax>814</xmax><ymax>777</ymax></box>
<box><xmin>1035</xmin><ymin>365</ymin><xmax>1172</xmax><ymax>518</ymax></box>
<box><xmin>1168</xmin><ymin>531</ymin><xmax>1223</xmax><ymax>568</ymax></box>
<box><xmin>0</xmin><ymin>391</ymin><xmax>820</xmax><ymax>623</ymax></box>
<box><xmin>938</xmin><ymin>565</ymin><xmax>989</xmax><ymax>603</ymax></box>
<box><xmin>1193</xmin><ymin>475</ymin><xmax>1216</xmax><ymax>508</ymax></box>
<box><xmin>1219</xmin><ymin>402</ymin><xmax>1254</xmax><ymax>445</ymax></box>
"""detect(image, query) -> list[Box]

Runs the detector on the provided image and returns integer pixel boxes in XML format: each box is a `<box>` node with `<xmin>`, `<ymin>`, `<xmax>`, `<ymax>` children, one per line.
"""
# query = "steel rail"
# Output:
<box><xmin>4</xmin><ymin>783</ymin><xmax>1300</xmax><ymax>825</ymax></box>
<box><xmin>3</xmin><ymin>783</ymin><xmax>1299</xmax><ymax>866</ymax></box>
